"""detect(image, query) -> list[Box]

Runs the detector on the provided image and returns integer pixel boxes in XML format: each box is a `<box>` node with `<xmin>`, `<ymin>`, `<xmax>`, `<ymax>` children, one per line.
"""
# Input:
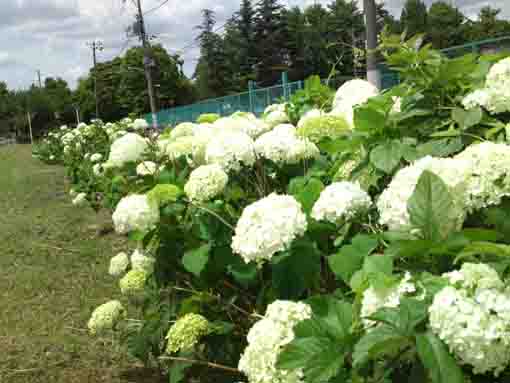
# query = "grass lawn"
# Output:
<box><xmin>0</xmin><ymin>145</ymin><xmax>162</xmax><ymax>382</ymax></box>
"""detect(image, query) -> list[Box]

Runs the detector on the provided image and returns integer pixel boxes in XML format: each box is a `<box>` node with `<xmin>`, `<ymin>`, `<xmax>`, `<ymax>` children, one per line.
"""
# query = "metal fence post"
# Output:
<box><xmin>281</xmin><ymin>72</ymin><xmax>289</xmax><ymax>100</ymax></box>
<box><xmin>248</xmin><ymin>80</ymin><xmax>255</xmax><ymax>113</ymax></box>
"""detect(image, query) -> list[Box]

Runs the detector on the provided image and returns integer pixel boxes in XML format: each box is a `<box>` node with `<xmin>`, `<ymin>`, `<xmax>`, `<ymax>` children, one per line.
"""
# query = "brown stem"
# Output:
<box><xmin>160</xmin><ymin>356</ymin><xmax>240</xmax><ymax>374</ymax></box>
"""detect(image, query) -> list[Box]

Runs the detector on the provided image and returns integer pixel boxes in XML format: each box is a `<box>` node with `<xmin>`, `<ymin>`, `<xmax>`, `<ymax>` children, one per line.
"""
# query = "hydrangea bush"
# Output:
<box><xmin>34</xmin><ymin>35</ymin><xmax>510</xmax><ymax>383</ymax></box>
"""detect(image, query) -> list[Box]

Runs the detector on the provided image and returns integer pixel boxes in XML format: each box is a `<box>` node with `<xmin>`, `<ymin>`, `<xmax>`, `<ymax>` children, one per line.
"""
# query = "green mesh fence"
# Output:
<box><xmin>146</xmin><ymin>36</ymin><xmax>510</xmax><ymax>127</ymax></box>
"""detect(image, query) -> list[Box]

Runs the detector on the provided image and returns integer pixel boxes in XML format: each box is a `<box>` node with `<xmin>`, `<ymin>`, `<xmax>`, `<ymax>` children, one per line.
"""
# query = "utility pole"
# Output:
<box><xmin>37</xmin><ymin>70</ymin><xmax>42</xmax><ymax>88</ymax></box>
<box><xmin>364</xmin><ymin>0</ymin><xmax>380</xmax><ymax>89</ymax></box>
<box><xmin>87</xmin><ymin>40</ymin><xmax>104</xmax><ymax>119</ymax></box>
<box><xmin>135</xmin><ymin>0</ymin><xmax>159</xmax><ymax>129</ymax></box>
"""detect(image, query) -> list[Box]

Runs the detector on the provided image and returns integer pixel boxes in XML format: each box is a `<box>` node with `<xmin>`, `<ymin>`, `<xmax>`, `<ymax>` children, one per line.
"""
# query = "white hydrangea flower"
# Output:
<box><xmin>254</xmin><ymin>124</ymin><xmax>319</xmax><ymax>164</ymax></box>
<box><xmin>170</xmin><ymin>122</ymin><xmax>197</xmax><ymax>140</ymax></box>
<box><xmin>184</xmin><ymin>164</ymin><xmax>229</xmax><ymax>202</ymax></box>
<box><xmin>136</xmin><ymin>161</ymin><xmax>157</xmax><ymax>176</ymax></box>
<box><xmin>107</xmin><ymin>133</ymin><xmax>148</xmax><ymax>168</ymax></box>
<box><xmin>60</xmin><ymin>125</ymin><xmax>68</xmax><ymax>131</ymax></box>
<box><xmin>130</xmin><ymin>248</ymin><xmax>155</xmax><ymax>274</ymax></box>
<box><xmin>206</xmin><ymin>130</ymin><xmax>256</xmax><ymax>172</ymax></box>
<box><xmin>297</xmin><ymin>109</ymin><xmax>325</xmax><ymax>128</ymax></box>
<box><xmin>264</xmin><ymin>109</ymin><xmax>290</xmax><ymax>128</ymax></box>
<box><xmin>239</xmin><ymin>300</ymin><xmax>312</xmax><ymax>383</ymax></box>
<box><xmin>330</xmin><ymin>79</ymin><xmax>379</xmax><ymax>126</ymax></box>
<box><xmin>311</xmin><ymin>181</ymin><xmax>371</xmax><ymax>223</ymax></box>
<box><xmin>119</xmin><ymin>269</ymin><xmax>148</xmax><ymax>296</ymax></box>
<box><xmin>72</xmin><ymin>192</ymin><xmax>87</xmax><ymax>206</ymax></box>
<box><xmin>84</xmin><ymin>153</ymin><xmax>91</xmax><ymax>160</ymax></box>
<box><xmin>132</xmin><ymin>118</ymin><xmax>149</xmax><ymax>130</ymax></box>
<box><xmin>455</xmin><ymin>142</ymin><xmax>510</xmax><ymax>211</ymax></box>
<box><xmin>377</xmin><ymin>156</ymin><xmax>470</xmax><ymax>233</ymax></box>
<box><xmin>87</xmin><ymin>300</ymin><xmax>125</xmax><ymax>335</ymax></box>
<box><xmin>165</xmin><ymin>136</ymin><xmax>194</xmax><ymax>161</ymax></box>
<box><xmin>112</xmin><ymin>194</ymin><xmax>160</xmax><ymax>234</ymax></box>
<box><xmin>486</xmin><ymin>57</ymin><xmax>510</xmax><ymax>88</ymax></box>
<box><xmin>69</xmin><ymin>188</ymin><xmax>77</xmax><ymax>197</ymax></box>
<box><xmin>232</xmin><ymin>194</ymin><xmax>307</xmax><ymax>264</ymax></box>
<box><xmin>462</xmin><ymin>89</ymin><xmax>491</xmax><ymax>110</ymax></box>
<box><xmin>361</xmin><ymin>272</ymin><xmax>416</xmax><ymax>329</ymax></box>
<box><xmin>90</xmin><ymin>153</ymin><xmax>103</xmax><ymax>163</ymax></box>
<box><xmin>109</xmin><ymin>252</ymin><xmax>130</xmax><ymax>277</ymax></box>
<box><xmin>430</xmin><ymin>263</ymin><xmax>510</xmax><ymax>376</ymax></box>
<box><xmin>49</xmin><ymin>155</ymin><xmax>55</xmax><ymax>160</ymax></box>
<box><xmin>92</xmin><ymin>163</ymin><xmax>103</xmax><ymax>176</ymax></box>
<box><xmin>165</xmin><ymin>313</ymin><xmax>210</xmax><ymax>354</ymax></box>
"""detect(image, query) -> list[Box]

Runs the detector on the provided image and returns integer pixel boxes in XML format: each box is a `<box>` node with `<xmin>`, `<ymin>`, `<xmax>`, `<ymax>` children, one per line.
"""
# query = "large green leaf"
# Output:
<box><xmin>288</xmin><ymin>177</ymin><xmax>325</xmax><ymax>214</ymax></box>
<box><xmin>182</xmin><ymin>244</ymin><xmax>210</xmax><ymax>277</ymax></box>
<box><xmin>328</xmin><ymin>234</ymin><xmax>379</xmax><ymax>284</ymax></box>
<box><xmin>272</xmin><ymin>240</ymin><xmax>321</xmax><ymax>299</ymax></box>
<box><xmin>416</xmin><ymin>332</ymin><xmax>464</xmax><ymax>383</ymax></box>
<box><xmin>370</xmin><ymin>141</ymin><xmax>403</xmax><ymax>174</ymax></box>
<box><xmin>407</xmin><ymin>171</ymin><xmax>454</xmax><ymax>241</ymax></box>
<box><xmin>452</xmin><ymin>106</ymin><xmax>482</xmax><ymax>130</ymax></box>
<box><xmin>353</xmin><ymin>325</ymin><xmax>410</xmax><ymax>367</ymax></box>
<box><xmin>354</xmin><ymin>105</ymin><xmax>387</xmax><ymax>132</ymax></box>
<box><xmin>278</xmin><ymin>337</ymin><xmax>344</xmax><ymax>382</ymax></box>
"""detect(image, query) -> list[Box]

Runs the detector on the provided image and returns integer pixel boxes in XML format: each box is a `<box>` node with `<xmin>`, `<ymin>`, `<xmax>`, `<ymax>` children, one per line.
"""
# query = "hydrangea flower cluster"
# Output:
<box><xmin>90</xmin><ymin>153</ymin><xmax>103</xmax><ymax>163</ymax></box>
<box><xmin>130</xmin><ymin>249</ymin><xmax>155</xmax><ymax>274</ymax></box>
<box><xmin>232</xmin><ymin>194</ymin><xmax>307</xmax><ymax>264</ymax></box>
<box><xmin>107</xmin><ymin>133</ymin><xmax>148</xmax><ymax>168</ymax></box>
<box><xmin>311</xmin><ymin>181</ymin><xmax>371</xmax><ymax>223</ymax></box>
<box><xmin>263</xmin><ymin>103</ymin><xmax>290</xmax><ymax>128</ymax></box>
<box><xmin>165</xmin><ymin>136</ymin><xmax>195</xmax><ymax>161</ymax></box>
<box><xmin>429</xmin><ymin>263</ymin><xmax>510</xmax><ymax>376</ymax></box>
<box><xmin>131</xmin><ymin>118</ymin><xmax>149</xmax><ymax>130</ymax></box>
<box><xmin>297</xmin><ymin>108</ymin><xmax>325</xmax><ymax>128</ymax></box>
<box><xmin>184</xmin><ymin>164</ymin><xmax>229</xmax><ymax>202</ymax></box>
<box><xmin>170</xmin><ymin>122</ymin><xmax>197</xmax><ymax>140</ymax></box>
<box><xmin>454</xmin><ymin>141</ymin><xmax>510</xmax><ymax>211</ymax></box>
<box><xmin>119</xmin><ymin>269</ymin><xmax>148</xmax><ymax>296</ymax></box>
<box><xmin>108</xmin><ymin>252</ymin><xmax>130</xmax><ymax>277</ymax></box>
<box><xmin>197</xmin><ymin>113</ymin><xmax>220</xmax><ymax>124</ymax></box>
<box><xmin>360</xmin><ymin>272</ymin><xmax>416</xmax><ymax>330</ymax></box>
<box><xmin>254</xmin><ymin>124</ymin><xmax>319</xmax><ymax>164</ymax></box>
<box><xmin>462</xmin><ymin>57</ymin><xmax>510</xmax><ymax>114</ymax></box>
<box><xmin>87</xmin><ymin>300</ymin><xmax>125</xmax><ymax>335</ymax></box>
<box><xmin>136</xmin><ymin>161</ymin><xmax>157</xmax><ymax>176</ymax></box>
<box><xmin>205</xmin><ymin>130</ymin><xmax>256</xmax><ymax>172</ymax></box>
<box><xmin>238</xmin><ymin>300</ymin><xmax>312</xmax><ymax>383</ymax></box>
<box><xmin>165</xmin><ymin>313</ymin><xmax>210</xmax><ymax>354</ymax></box>
<box><xmin>330</xmin><ymin>79</ymin><xmax>379</xmax><ymax>126</ymax></box>
<box><xmin>296</xmin><ymin>115</ymin><xmax>350</xmax><ymax>143</ymax></box>
<box><xmin>112</xmin><ymin>194</ymin><xmax>160</xmax><ymax>234</ymax></box>
<box><xmin>377</xmin><ymin>156</ymin><xmax>470</xmax><ymax>233</ymax></box>
<box><xmin>147</xmin><ymin>184</ymin><xmax>182</xmax><ymax>207</ymax></box>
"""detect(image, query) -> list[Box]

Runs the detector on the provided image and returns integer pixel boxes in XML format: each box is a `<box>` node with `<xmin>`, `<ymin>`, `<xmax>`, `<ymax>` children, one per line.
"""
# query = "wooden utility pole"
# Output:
<box><xmin>37</xmin><ymin>70</ymin><xmax>42</xmax><ymax>88</ymax></box>
<box><xmin>27</xmin><ymin>111</ymin><xmax>33</xmax><ymax>144</ymax></box>
<box><xmin>87</xmin><ymin>40</ymin><xmax>103</xmax><ymax>119</ymax></box>
<box><xmin>364</xmin><ymin>0</ymin><xmax>380</xmax><ymax>89</ymax></box>
<box><xmin>135</xmin><ymin>0</ymin><xmax>159</xmax><ymax>129</ymax></box>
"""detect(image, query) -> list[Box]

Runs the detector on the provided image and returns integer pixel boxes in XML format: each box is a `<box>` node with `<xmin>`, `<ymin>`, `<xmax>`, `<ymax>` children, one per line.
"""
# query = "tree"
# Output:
<box><xmin>427</xmin><ymin>1</ymin><xmax>465</xmax><ymax>49</ymax></box>
<box><xmin>238</xmin><ymin>0</ymin><xmax>257</xmax><ymax>79</ymax></box>
<box><xmin>284</xmin><ymin>6</ymin><xmax>307</xmax><ymax>81</ymax></box>
<box><xmin>463</xmin><ymin>6</ymin><xmax>510</xmax><ymax>41</ymax></box>
<box><xmin>400</xmin><ymin>0</ymin><xmax>427</xmax><ymax>37</ymax></box>
<box><xmin>254</xmin><ymin>0</ymin><xmax>287</xmax><ymax>85</ymax></box>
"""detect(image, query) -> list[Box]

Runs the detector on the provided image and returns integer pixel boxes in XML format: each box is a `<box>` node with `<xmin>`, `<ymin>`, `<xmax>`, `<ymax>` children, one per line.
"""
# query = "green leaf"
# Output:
<box><xmin>452</xmin><ymin>107</ymin><xmax>482</xmax><ymax>129</ymax></box>
<box><xmin>416</xmin><ymin>332</ymin><xmax>464</xmax><ymax>383</ymax></box>
<box><xmin>370</xmin><ymin>141</ymin><xmax>403</xmax><ymax>174</ymax></box>
<box><xmin>353</xmin><ymin>325</ymin><xmax>410</xmax><ymax>367</ymax></box>
<box><xmin>354</xmin><ymin>105</ymin><xmax>387</xmax><ymax>132</ymax></box>
<box><xmin>306</xmin><ymin>297</ymin><xmax>354</xmax><ymax>341</ymax></box>
<box><xmin>416</xmin><ymin>138</ymin><xmax>463</xmax><ymax>158</ymax></box>
<box><xmin>369</xmin><ymin>299</ymin><xmax>428</xmax><ymax>335</ymax></box>
<box><xmin>227</xmin><ymin>259</ymin><xmax>258</xmax><ymax>287</ymax></box>
<box><xmin>272</xmin><ymin>240</ymin><xmax>321</xmax><ymax>299</ymax></box>
<box><xmin>182</xmin><ymin>244</ymin><xmax>210</xmax><ymax>277</ymax></box>
<box><xmin>289</xmin><ymin>177</ymin><xmax>324</xmax><ymax>214</ymax></box>
<box><xmin>408</xmin><ymin>171</ymin><xmax>454</xmax><ymax>241</ymax></box>
<box><xmin>278</xmin><ymin>337</ymin><xmax>344</xmax><ymax>382</ymax></box>
<box><xmin>328</xmin><ymin>234</ymin><xmax>378</xmax><ymax>284</ymax></box>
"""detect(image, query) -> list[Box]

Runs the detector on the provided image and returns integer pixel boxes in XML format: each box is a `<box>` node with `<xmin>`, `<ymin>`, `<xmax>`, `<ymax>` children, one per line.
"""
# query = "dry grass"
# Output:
<box><xmin>0</xmin><ymin>145</ymin><xmax>162</xmax><ymax>382</ymax></box>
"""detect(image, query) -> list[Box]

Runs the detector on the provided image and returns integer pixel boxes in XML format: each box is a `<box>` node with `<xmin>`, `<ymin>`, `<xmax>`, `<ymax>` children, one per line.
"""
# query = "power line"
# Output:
<box><xmin>143</xmin><ymin>0</ymin><xmax>170</xmax><ymax>16</ymax></box>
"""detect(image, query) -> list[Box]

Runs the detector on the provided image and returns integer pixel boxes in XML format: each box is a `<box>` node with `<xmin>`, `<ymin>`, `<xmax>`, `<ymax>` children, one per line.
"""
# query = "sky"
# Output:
<box><xmin>0</xmin><ymin>0</ymin><xmax>509</xmax><ymax>90</ymax></box>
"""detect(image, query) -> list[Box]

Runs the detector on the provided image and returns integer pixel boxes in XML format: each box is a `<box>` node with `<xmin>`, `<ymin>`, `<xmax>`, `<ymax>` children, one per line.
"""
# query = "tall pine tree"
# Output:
<box><xmin>254</xmin><ymin>0</ymin><xmax>287</xmax><ymax>86</ymax></box>
<box><xmin>400</xmin><ymin>0</ymin><xmax>428</xmax><ymax>37</ymax></box>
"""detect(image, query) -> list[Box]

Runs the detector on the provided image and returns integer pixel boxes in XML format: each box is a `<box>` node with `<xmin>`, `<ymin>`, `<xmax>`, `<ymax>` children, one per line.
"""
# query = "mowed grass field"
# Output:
<box><xmin>0</xmin><ymin>145</ymin><xmax>160</xmax><ymax>382</ymax></box>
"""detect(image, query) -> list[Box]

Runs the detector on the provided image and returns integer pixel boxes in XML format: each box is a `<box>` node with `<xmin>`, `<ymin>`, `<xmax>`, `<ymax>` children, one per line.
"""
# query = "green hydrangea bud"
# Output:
<box><xmin>87</xmin><ymin>300</ymin><xmax>125</xmax><ymax>335</ymax></box>
<box><xmin>196</xmin><ymin>113</ymin><xmax>220</xmax><ymax>124</ymax></box>
<box><xmin>296</xmin><ymin>115</ymin><xmax>350</xmax><ymax>143</ymax></box>
<box><xmin>147</xmin><ymin>184</ymin><xmax>182</xmax><ymax>207</ymax></box>
<box><xmin>119</xmin><ymin>269</ymin><xmax>148</xmax><ymax>296</ymax></box>
<box><xmin>165</xmin><ymin>313</ymin><xmax>210</xmax><ymax>354</ymax></box>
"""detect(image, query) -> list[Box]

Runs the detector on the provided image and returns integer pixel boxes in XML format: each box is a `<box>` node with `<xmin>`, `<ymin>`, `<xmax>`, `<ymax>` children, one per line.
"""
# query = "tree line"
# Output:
<box><xmin>1</xmin><ymin>0</ymin><xmax>509</xmax><ymax>139</ymax></box>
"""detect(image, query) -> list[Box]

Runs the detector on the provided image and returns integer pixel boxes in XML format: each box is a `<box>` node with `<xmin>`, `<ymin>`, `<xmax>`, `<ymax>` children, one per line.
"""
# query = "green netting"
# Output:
<box><xmin>146</xmin><ymin>36</ymin><xmax>510</xmax><ymax>127</ymax></box>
